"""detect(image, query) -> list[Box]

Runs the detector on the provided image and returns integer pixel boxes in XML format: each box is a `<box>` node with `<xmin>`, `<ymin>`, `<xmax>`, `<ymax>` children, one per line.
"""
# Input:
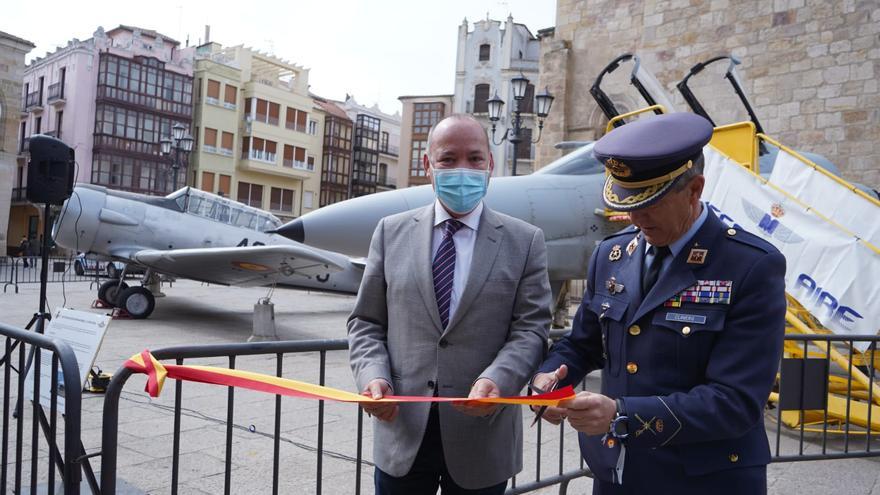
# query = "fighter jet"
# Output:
<box><xmin>53</xmin><ymin>184</ymin><xmax>365</xmax><ymax>319</ymax></box>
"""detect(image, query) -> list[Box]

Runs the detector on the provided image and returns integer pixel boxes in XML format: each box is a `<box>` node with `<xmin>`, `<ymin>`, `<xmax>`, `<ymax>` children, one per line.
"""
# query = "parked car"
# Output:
<box><xmin>73</xmin><ymin>254</ymin><xmax>145</xmax><ymax>278</ymax></box>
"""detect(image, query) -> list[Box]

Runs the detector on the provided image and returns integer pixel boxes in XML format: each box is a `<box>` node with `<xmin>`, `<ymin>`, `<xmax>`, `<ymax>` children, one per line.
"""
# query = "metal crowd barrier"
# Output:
<box><xmin>100</xmin><ymin>338</ymin><xmax>592</xmax><ymax>495</ymax></box>
<box><xmin>770</xmin><ymin>333</ymin><xmax>880</xmax><ymax>462</ymax></box>
<box><xmin>98</xmin><ymin>333</ymin><xmax>880</xmax><ymax>494</ymax></box>
<box><xmin>2</xmin><ymin>256</ymin><xmax>106</xmax><ymax>293</ymax></box>
<box><xmin>0</xmin><ymin>321</ymin><xmax>85</xmax><ymax>494</ymax></box>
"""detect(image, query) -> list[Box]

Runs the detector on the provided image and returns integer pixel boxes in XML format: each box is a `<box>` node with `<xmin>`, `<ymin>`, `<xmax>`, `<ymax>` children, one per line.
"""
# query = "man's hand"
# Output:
<box><xmin>360</xmin><ymin>379</ymin><xmax>398</xmax><ymax>422</ymax></box>
<box><xmin>530</xmin><ymin>365</ymin><xmax>568</xmax><ymax>425</ymax></box>
<box><xmin>561</xmin><ymin>391</ymin><xmax>616</xmax><ymax>435</ymax></box>
<box><xmin>453</xmin><ymin>378</ymin><xmax>500</xmax><ymax>417</ymax></box>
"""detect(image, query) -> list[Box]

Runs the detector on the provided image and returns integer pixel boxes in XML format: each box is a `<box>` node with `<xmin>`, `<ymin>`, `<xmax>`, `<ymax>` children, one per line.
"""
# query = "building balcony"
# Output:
<box><xmin>282</xmin><ymin>159</ymin><xmax>315</xmax><ymax>172</ymax></box>
<box><xmin>24</xmin><ymin>92</ymin><xmax>43</xmax><ymax>113</ymax></box>
<box><xmin>238</xmin><ymin>152</ymin><xmax>311</xmax><ymax>180</ymax></box>
<box><xmin>379</xmin><ymin>144</ymin><xmax>399</xmax><ymax>157</ymax></box>
<box><xmin>47</xmin><ymin>83</ymin><xmax>65</xmax><ymax>107</ymax></box>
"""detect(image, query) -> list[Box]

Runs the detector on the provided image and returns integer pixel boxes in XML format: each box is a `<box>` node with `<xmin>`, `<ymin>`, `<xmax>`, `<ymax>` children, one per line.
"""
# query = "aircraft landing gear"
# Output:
<box><xmin>97</xmin><ymin>280</ymin><xmax>129</xmax><ymax>306</ymax></box>
<box><xmin>116</xmin><ymin>286</ymin><xmax>156</xmax><ymax>319</ymax></box>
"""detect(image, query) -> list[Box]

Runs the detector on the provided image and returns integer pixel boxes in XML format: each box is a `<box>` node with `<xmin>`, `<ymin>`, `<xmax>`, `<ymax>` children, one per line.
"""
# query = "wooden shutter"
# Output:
<box><xmin>204</xmin><ymin>128</ymin><xmax>217</xmax><ymax>147</ymax></box>
<box><xmin>218</xmin><ymin>174</ymin><xmax>231</xmax><ymax>196</ymax></box>
<box><xmin>268</xmin><ymin>102</ymin><xmax>280</xmax><ymax>124</ymax></box>
<box><xmin>283</xmin><ymin>145</ymin><xmax>294</xmax><ymax>166</ymax></box>
<box><xmin>286</xmin><ymin>108</ymin><xmax>296</xmax><ymax>129</ymax></box>
<box><xmin>224</xmin><ymin>84</ymin><xmax>237</xmax><ymax>104</ymax></box>
<box><xmin>294</xmin><ymin>146</ymin><xmax>306</xmax><ymax>162</ymax></box>
<box><xmin>296</xmin><ymin>110</ymin><xmax>307</xmax><ymax>132</ymax></box>
<box><xmin>221</xmin><ymin>131</ymin><xmax>234</xmax><ymax>151</ymax></box>
<box><xmin>207</xmin><ymin>79</ymin><xmax>221</xmax><ymax>99</ymax></box>
<box><xmin>201</xmin><ymin>171</ymin><xmax>215</xmax><ymax>192</ymax></box>
<box><xmin>266</xmin><ymin>140</ymin><xmax>277</xmax><ymax>154</ymax></box>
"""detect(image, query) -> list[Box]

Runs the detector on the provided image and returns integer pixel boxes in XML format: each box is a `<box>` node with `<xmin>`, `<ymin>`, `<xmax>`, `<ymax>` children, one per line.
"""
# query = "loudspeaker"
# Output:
<box><xmin>26</xmin><ymin>134</ymin><xmax>75</xmax><ymax>205</ymax></box>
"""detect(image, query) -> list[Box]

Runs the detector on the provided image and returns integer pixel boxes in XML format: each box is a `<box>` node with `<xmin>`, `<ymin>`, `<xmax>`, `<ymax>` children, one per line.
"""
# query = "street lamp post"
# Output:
<box><xmin>160</xmin><ymin>122</ymin><xmax>194</xmax><ymax>191</ymax></box>
<box><xmin>487</xmin><ymin>73</ymin><xmax>555</xmax><ymax>176</ymax></box>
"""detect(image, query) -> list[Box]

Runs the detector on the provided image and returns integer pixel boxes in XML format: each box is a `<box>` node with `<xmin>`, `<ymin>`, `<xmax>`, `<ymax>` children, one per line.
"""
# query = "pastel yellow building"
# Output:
<box><xmin>191</xmin><ymin>42</ymin><xmax>323</xmax><ymax>221</ymax></box>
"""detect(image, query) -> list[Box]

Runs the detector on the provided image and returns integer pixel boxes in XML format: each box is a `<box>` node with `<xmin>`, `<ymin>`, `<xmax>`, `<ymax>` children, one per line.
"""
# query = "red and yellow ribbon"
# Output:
<box><xmin>125</xmin><ymin>350</ymin><xmax>575</xmax><ymax>406</ymax></box>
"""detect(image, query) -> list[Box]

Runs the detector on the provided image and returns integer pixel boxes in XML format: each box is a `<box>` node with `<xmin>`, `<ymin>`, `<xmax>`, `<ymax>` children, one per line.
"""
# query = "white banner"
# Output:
<box><xmin>702</xmin><ymin>147</ymin><xmax>880</xmax><ymax>340</ymax></box>
<box><xmin>769</xmin><ymin>149</ymin><xmax>880</xmax><ymax>247</ymax></box>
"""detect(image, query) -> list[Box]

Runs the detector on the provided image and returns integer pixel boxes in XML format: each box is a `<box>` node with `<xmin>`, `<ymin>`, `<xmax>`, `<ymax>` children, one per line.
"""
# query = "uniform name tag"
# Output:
<box><xmin>665</xmin><ymin>313</ymin><xmax>707</xmax><ymax>324</ymax></box>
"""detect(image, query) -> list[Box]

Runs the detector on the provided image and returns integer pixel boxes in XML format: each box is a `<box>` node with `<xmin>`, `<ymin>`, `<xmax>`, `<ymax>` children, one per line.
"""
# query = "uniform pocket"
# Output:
<box><xmin>588</xmin><ymin>294</ymin><xmax>629</xmax><ymax>375</ymax></box>
<box><xmin>651</xmin><ymin>306</ymin><xmax>727</xmax><ymax>384</ymax></box>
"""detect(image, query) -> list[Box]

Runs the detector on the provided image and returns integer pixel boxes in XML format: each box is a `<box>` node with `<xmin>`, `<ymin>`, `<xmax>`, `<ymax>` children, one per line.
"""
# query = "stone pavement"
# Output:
<box><xmin>0</xmin><ymin>278</ymin><xmax>878</xmax><ymax>493</ymax></box>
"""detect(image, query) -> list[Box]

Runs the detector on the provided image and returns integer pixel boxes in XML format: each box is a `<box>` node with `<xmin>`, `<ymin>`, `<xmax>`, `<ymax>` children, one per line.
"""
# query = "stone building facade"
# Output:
<box><xmin>538</xmin><ymin>0</ymin><xmax>879</xmax><ymax>188</ymax></box>
<box><xmin>0</xmin><ymin>31</ymin><xmax>34</xmax><ymax>254</ymax></box>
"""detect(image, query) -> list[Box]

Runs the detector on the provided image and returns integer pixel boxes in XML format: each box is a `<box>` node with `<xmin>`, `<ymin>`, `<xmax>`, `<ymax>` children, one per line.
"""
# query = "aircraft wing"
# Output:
<box><xmin>132</xmin><ymin>245</ymin><xmax>346</xmax><ymax>287</ymax></box>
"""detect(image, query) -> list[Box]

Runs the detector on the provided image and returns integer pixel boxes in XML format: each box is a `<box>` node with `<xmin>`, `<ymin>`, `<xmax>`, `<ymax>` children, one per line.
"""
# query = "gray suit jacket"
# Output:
<box><xmin>348</xmin><ymin>204</ymin><xmax>552</xmax><ymax>489</ymax></box>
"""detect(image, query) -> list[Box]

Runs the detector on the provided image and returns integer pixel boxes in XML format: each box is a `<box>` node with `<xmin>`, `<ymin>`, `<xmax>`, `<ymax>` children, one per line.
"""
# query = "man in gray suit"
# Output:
<box><xmin>348</xmin><ymin>114</ymin><xmax>552</xmax><ymax>494</ymax></box>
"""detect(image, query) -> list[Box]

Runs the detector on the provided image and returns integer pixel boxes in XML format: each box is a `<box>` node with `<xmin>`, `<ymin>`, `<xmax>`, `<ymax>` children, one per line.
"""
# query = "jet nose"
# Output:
<box><xmin>273</xmin><ymin>219</ymin><xmax>304</xmax><ymax>243</ymax></box>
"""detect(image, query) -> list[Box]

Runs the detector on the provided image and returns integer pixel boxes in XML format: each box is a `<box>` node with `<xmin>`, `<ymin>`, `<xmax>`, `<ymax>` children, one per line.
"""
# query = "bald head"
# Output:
<box><xmin>426</xmin><ymin>114</ymin><xmax>491</xmax><ymax>158</ymax></box>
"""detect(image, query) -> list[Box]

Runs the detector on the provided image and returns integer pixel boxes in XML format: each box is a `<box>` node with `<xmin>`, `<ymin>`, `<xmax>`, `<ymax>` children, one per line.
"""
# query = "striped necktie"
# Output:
<box><xmin>433</xmin><ymin>219</ymin><xmax>464</xmax><ymax>329</ymax></box>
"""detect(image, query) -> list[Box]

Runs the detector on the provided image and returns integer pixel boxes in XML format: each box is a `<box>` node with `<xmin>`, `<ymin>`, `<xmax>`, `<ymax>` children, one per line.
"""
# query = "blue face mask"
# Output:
<box><xmin>431</xmin><ymin>167</ymin><xmax>490</xmax><ymax>215</ymax></box>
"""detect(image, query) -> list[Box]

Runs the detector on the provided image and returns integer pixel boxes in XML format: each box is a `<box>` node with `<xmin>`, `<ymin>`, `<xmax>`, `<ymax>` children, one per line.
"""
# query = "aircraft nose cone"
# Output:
<box><xmin>274</xmin><ymin>219</ymin><xmax>304</xmax><ymax>243</ymax></box>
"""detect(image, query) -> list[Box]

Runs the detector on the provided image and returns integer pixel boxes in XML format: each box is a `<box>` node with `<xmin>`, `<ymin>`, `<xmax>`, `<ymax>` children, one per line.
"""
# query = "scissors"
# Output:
<box><xmin>528</xmin><ymin>374</ymin><xmax>560</xmax><ymax>427</ymax></box>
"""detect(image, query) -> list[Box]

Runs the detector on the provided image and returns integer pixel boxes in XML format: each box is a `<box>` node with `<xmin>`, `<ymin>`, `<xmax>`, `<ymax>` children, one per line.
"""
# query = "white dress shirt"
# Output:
<box><xmin>431</xmin><ymin>199</ymin><xmax>483</xmax><ymax>323</ymax></box>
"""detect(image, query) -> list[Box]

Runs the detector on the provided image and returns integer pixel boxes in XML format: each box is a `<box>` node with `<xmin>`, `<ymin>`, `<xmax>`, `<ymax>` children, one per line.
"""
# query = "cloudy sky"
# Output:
<box><xmin>5</xmin><ymin>0</ymin><xmax>556</xmax><ymax>114</ymax></box>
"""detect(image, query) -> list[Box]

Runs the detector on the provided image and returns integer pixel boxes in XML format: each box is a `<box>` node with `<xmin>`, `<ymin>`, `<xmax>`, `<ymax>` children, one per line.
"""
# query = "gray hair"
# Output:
<box><xmin>425</xmin><ymin>113</ymin><xmax>491</xmax><ymax>157</ymax></box>
<box><xmin>671</xmin><ymin>153</ymin><xmax>705</xmax><ymax>191</ymax></box>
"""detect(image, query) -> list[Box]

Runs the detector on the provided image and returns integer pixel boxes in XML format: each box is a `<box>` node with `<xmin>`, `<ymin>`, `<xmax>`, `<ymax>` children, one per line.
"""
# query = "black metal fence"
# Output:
<box><xmin>100</xmin><ymin>339</ymin><xmax>592</xmax><ymax>495</ymax></box>
<box><xmin>1</xmin><ymin>256</ymin><xmax>108</xmax><ymax>293</ymax></box>
<box><xmin>97</xmin><ymin>333</ymin><xmax>880</xmax><ymax>494</ymax></box>
<box><xmin>0</xmin><ymin>320</ymin><xmax>86</xmax><ymax>494</ymax></box>
<box><xmin>771</xmin><ymin>333</ymin><xmax>880</xmax><ymax>463</ymax></box>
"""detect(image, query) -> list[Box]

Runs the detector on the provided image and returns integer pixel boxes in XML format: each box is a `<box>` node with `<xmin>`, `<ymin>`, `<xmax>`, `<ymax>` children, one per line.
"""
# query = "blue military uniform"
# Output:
<box><xmin>538</xmin><ymin>114</ymin><xmax>787</xmax><ymax>494</ymax></box>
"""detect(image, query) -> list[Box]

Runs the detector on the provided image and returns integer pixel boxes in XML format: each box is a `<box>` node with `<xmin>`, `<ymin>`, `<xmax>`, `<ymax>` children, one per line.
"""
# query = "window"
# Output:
<box><xmin>303</xmin><ymin>191</ymin><xmax>314</xmax><ymax>209</ymax></box>
<box><xmin>38</xmin><ymin>76</ymin><xmax>44</xmax><ymax>104</ymax></box>
<box><xmin>56</xmin><ymin>111</ymin><xmax>63</xmax><ymax>139</ymax></box>
<box><xmin>378</xmin><ymin>162</ymin><xmax>388</xmax><ymax>184</ymax></box>
<box><xmin>220</xmin><ymin>131</ymin><xmax>234</xmax><ymax>155</ymax></box>
<box><xmin>270</xmin><ymin>187</ymin><xmax>294</xmax><ymax>212</ymax></box>
<box><xmin>308</xmin><ymin>119</ymin><xmax>318</xmax><ymax>135</ymax></box>
<box><xmin>412</xmin><ymin>102</ymin><xmax>444</xmax><ymax>134</ymax></box>
<box><xmin>268</xmin><ymin>102</ymin><xmax>280</xmax><ymax>126</ymax></box>
<box><xmin>201</xmin><ymin>171</ymin><xmax>215</xmax><ymax>192</ymax></box>
<box><xmin>237</xmin><ymin>182</ymin><xmax>263</xmax><ymax>208</ymax></box>
<box><xmin>218</xmin><ymin>174</ymin><xmax>231</xmax><ymax>197</ymax></box>
<box><xmin>381</xmin><ymin>131</ymin><xmax>389</xmax><ymax>152</ymax></box>
<box><xmin>473</xmin><ymin>84</ymin><xmax>490</xmax><ymax>113</ymax></box>
<box><xmin>243</xmin><ymin>137</ymin><xmax>277</xmax><ymax>163</ymax></box>
<box><xmin>307</xmin><ymin>155</ymin><xmax>315</xmax><ymax>171</ymax></box>
<box><xmin>35</xmin><ymin>116</ymin><xmax>42</xmax><ymax>134</ymax></box>
<box><xmin>519</xmin><ymin>84</ymin><xmax>535</xmax><ymax>114</ymax></box>
<box><xmin>410</xmin><ymin>139</ymin><xmax>427</xmax><ymax>177</ymax></box>
<box><xmin>286</xmin><ymin>107</ymin><xmax>308</xmax><ymax>132</ymax></box>
<box><xmin>256</xmin><ymin>99</ymin><xmax>268</xmax><ymax>122</ymax></box>
<box><xmin>479</xmin><ymin>44</ymin><xmax>491</xmax><ymax>61</ymax></box>
<box><xmin>204</xmin><ymin>128</ymin><xmax>218</xmax><ymax>152</ymax></box>
<box><xmin>223</xmin><ymin>84</ymin><xmax>237</xmax><ymax>108</ymax></box>
<box><xmin>206</xmin><ymin>79</ymin><xmax>221</xmax><ymax>103</ymax></box>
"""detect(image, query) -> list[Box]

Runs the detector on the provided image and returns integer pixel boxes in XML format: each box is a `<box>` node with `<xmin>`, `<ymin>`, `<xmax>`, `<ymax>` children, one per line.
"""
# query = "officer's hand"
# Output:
<box><xmin>361</xmin><ymin>379</ymin><xmax>398</xmax><ymax>422</ymax></box>
<box><xmin>561</xmin><ymin>391</ymin><xmax>616</xmax><ymax>435</ymax></box>
<box><xmin>453</xmin><ymin>378</ymin><xmax>500</xmax><ymax>417</ymax></box>
<box><xmin>530</xmin><ymin>365</ymin><xmax>568</xmax><ymax>424</ymax></box>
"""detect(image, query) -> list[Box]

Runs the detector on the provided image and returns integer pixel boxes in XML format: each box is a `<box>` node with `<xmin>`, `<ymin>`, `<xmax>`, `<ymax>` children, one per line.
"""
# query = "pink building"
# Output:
<box><xmin>16</xmin><ymin>25</ymin><xmax>194</xmax><ymax>198</ymax></box>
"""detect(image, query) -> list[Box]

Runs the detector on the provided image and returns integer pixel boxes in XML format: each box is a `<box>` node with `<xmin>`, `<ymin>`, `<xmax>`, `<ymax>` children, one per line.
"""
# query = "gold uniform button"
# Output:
<box><xmin>729</xmin><ymin>453</ymin><xmax>739</xmax><ymax>463</ymax></box>
<box><xmin>682</xmin><ymin>326</ymin><xmax>691</xmax><ymax>335</ymax></box>
<box><xmin>628</xmin><ymin>325</ymin><xmax>641</xmax><ymax>336</ymax></box>
<box><xmin>626</xmin><ymin>362</ymin><xmax>638</xmax><ymax>374</ymax></box>
<box><xmin>727</xmin><ymin>228</ymin><xmax>737</xmax><ymax>236</ymax></box>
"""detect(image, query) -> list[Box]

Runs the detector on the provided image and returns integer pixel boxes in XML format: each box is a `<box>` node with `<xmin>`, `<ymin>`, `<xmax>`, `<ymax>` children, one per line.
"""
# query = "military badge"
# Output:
<box><xmin>605</xmin><ymin>158</ymin><xmax>631</xmax><ymax>178</ymax></box>
<box><xmin>626</xmin><ymin>236</ymin><xmax>638</xmax><ymax>256</ymax></box>
<box><xmin>686</xmin><ymin>248</ymin><xmax>708</xmax><ymax>264</ymax></box>
<box><xmin>605</xmin><ymin>277</ymin><xmax>624</xmax><ymax>295</ymax></box>
<box><xmin>655</xmin><ymin>419</ymin><xmax>664</xmax><ymax>433</ymax></box>
<box><xmin>609</xmin><ymin>244</ymin><xmax>622</xmax><ymax>261</ymax></box>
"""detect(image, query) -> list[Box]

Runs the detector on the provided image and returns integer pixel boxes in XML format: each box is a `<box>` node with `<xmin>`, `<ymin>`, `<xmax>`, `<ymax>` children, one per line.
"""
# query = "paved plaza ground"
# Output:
<box><xmin>0</xmin><ymin>277</ymin><xmax>878</xmax><ymax>493</ymax></box>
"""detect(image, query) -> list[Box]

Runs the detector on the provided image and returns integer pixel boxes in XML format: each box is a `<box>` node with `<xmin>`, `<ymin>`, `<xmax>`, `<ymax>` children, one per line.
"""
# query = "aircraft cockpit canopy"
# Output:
<box><xmin>167</xmin><ymin>187</ymin><xmax>283</xmax><ymax>233</ymax></box>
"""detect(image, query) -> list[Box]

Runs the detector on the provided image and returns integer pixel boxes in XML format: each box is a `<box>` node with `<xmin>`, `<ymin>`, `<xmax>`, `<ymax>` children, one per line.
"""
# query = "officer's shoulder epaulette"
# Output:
<box><xmin>722</xmin><ymin>227</ymin><xmax>779</xmax><ymax>255</ymax></box>
<box><xmin>602</xmin><ymin>224</ymin><xmax>638</xmax><ymax>242</ymax></box>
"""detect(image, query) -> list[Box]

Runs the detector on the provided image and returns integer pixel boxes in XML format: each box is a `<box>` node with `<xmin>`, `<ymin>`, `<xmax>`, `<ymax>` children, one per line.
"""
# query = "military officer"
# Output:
<box><xmin>533</xmin><ymin>113</ymin><xmax>786</xmax><ymax>494</ymax></box>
